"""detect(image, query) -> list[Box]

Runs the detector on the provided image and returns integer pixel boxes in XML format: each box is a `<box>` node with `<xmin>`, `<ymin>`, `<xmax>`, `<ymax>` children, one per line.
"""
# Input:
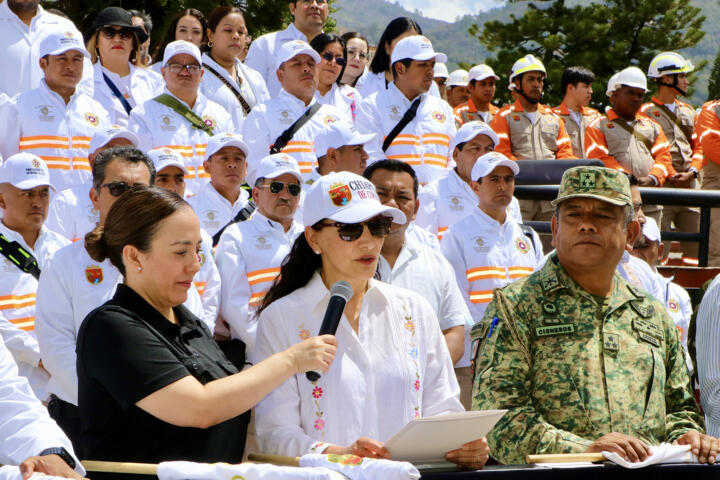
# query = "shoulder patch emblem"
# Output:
<box><xmin>85</xmin><ymin>265</ymin><xmax>103</xmax><ymax>285</ymax></box>
<box><xmin>84</xmin><ymin>112</ymin><xmax>99</xmax><ymax>126</ymax></box>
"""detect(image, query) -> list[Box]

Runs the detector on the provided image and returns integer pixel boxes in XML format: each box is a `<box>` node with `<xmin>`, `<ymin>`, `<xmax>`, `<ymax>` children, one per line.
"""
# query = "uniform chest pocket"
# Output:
<box><xmin>541</xmin><ymin>129</ymin><xmax>559</xmax><ymax>152</ymax></box>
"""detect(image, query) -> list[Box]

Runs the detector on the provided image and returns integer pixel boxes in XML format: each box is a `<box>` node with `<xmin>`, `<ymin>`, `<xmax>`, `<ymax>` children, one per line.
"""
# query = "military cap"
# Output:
<box><xmin>551</xmin><ymin>166</ymin><xmax>632</xmax><ymax>207</ymax></box>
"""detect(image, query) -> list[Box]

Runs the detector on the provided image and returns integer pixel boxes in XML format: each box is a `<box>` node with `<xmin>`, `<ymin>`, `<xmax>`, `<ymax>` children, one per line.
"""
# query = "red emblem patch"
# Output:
<box><xmin>85</xmin><ymin>265</ymin><xmax>103</xmax><ymax>285</ymax></box>
<box><xmin>328</xmin><ymin>183</ymin><xmax>352</xmax><ymax>206</ymax></box>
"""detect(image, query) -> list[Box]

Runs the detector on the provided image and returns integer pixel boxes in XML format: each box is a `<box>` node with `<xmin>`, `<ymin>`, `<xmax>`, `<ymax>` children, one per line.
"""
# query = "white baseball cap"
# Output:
<box><xmin>390</xmin><ymin>35</ymin><xmax>447</xmax><ymax>66</ymax></box>
<box><xmin>275</xmin><ymin>40</ymin><xmax>322</xmax><ymax>70</ymax></box>
<box><xmin>447</xmin><ymin>69</ymin><xmax>469</xmax><ymax>88</ymax></box>
<box><xmin>642</xmin><ymin>217</ymin><xmax>661</xmax><ymax>243</ymax></box>
<box><xmin>38</xmin><ymin>28</ymin><xmax>90</xmax><ymax>59</ymax></box>
<box><xmin>249</xmin><ymin>153</ymin><xmax>303</xmax><ymax>186</ymax></box>
<box><xmin>0</xmin><ymin>153</ymin><xmax>54</xmax><ymax>191</ymax></box>
<box><xmin>468</xmin><ymin>64</ymin><xmax>499</xmax><ymax>82</ymax></box>
<box><xmin>163</xmin><ymin>40</ymin><xmax>202</xmax><ymax>67</ymax></box>
<box><xmin>303</xmin><ymin>171</ymin><xmax>406</xmax><ymax>226</ymax></box>
<box><xmin>147</xmin><ymin>147</ymin><xmax>189</xmax><ymax>175</ymax></box>
<box><xmin>451</xmin><ymin>121</ymin><xmax>499</xmax><ymax>152</ymax></box>
<box><xmin>204</xmin><ymin>133</ymin><xmax>249</xmax><ymax>163</ymax></box>
<box><xmin>314</xmin><ymin>123</ymin><xmax>376</xmax><ymax>159</ymax></box>
<box><xmin>433</xmin><ymin>62</ymin><xmax>449</xmax><ymax>79</ymax></box>
<box><xmin>89</xmin><ymin>126</ymin><xmax>139</xmax><ymax>154</ymax></box>
<box><xmin>471</xmin><ymin>152</ymin><xmax>519</xmax><ymax>181</ymax></box>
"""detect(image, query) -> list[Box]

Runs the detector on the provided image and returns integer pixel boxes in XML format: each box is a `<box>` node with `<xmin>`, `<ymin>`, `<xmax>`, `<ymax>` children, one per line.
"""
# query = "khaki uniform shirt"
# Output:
<box><xmin>640</xmin><ymin>97</ymin><xmax>702</xmax><ymax>173</ymax></box>
<box><xmin>551</xmin><ymin>102</ymin><xmax>600</xmax><ymax>158</ymax></box>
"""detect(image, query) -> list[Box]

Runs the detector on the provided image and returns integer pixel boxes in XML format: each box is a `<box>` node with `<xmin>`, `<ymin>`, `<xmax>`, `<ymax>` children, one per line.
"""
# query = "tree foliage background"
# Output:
<box><xmin>469</xmin><ymin>0</ymin><xmax>706</xmax><ymax>108</ymax></box>
<box><xmin>42</xmin><ymin>0</ymin><xmax>336</xmax><ymax>57</ymax></box>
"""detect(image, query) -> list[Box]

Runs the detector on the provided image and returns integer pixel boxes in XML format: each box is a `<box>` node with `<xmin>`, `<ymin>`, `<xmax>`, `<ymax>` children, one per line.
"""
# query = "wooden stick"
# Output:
<box><xmin>82</xmin><ymin>460</ymin><xmax>159</xmax><ymax>474</ymax></box>
<box><xmin>247</xmin><ymin>453</ymin><xmax>301</xmax><ymax>467</ymax></box>
<box><xmin>526</xmin><ymin>453</ymin><xmax>606</xmax><ymax>463</ymax></box>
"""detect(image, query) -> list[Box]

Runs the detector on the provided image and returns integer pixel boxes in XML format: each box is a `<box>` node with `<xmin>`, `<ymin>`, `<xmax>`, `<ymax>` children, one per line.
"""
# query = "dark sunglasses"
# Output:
<box><xmin>319</xmin><ymin>216</ymin><xmax>392</xmax><ymax>242</ymax></box>
<box><xmin>100</xmin><ymin>27</ymin><xmax>135</xmax><ymax>40</ymax></box>
<box><xmin>321</xmin><ymin>52</ymin><xmax>346</xmax><ymax>66</ymax></box>
<box><xmin>263</xmin><ymin>181</ymin><xmax>301</xmax><ymax>196</ymax></box>
<box><xmin>97</xmin><ymin>181</ymin><xmax>134</xmax><ymax>197</ymax></box>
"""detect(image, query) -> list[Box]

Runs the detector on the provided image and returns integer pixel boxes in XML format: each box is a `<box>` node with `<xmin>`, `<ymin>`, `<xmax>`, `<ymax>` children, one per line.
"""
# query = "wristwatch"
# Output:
<box><xmin>39</xmin><ymin>447</ymin><xmax>76</xmax><ymax>469</ymax></box>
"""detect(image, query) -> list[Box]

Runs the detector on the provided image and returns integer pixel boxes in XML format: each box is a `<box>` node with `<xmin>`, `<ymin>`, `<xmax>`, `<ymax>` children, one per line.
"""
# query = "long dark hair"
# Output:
<box><xmin>152</xmin><ymin>9</ymin><xmax>208</xmax><ymax>63</ymax></box>
<box><xmin>204</xmin><ymin>6</ymin><xmax>245</xmax><ymax>53</ymax></box>
<box><xmin>310</xmin><ymin>33</ymin><xmax>346</xmax><ymax>87</ymax></box>
<box><xmin>340</xmin><ymin>32</ymin><xmax>368</xmax><ymax>86</ymax></box>
<box><xmin>369</xmin><ymin>17</ymin><xmax>422</xmax><ymax>75</ymax></box>
<box><xmin>256</xmin><ymin>227</ymin><xmax>322</xmax><ymax>316</ymax></box>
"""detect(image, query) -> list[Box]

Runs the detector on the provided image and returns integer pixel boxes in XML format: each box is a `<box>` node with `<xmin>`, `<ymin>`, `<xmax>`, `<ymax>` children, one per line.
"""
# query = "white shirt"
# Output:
<box><xmin>656</xmin><ymin>272</ymin><xmax>692</xmax><ymax>372</ymax></box>
<box><xmin>0</xmin><ymin>80</ymin><xmax>109</xmax><ymax>193</ymax></box>
<box><xmin>35</xmin><ymin>241</ymin><xmax>206</xmax><ymax>405</ymax></box>
<box><xmin>416</xmin><ymin>169</ymin><xmax>523</xmax><ymax>240</ymax></box>
<box><xmin>200</xmin><ymin>53</ymin><xmax>270</xmax><ymax>132</ymax></box>
<box><xmin>377</xmin><ymin>235</ymin><xmax>471</xmax><ymax>332</ymax></box>
<box><xmin>215</xmin><ymin>211</ymin><xmax>303</xmax><ymax>351</ymax></box>
<box><xmin>0</xmin><ymin>338</ymin><xmax>83</xmax><ymax>474</ymax></box>
<box><xmin>0</xmin><ymin>2</ymin><xmax>92</xmax><ymax>98</ymax></box>
<box><xmin>253</xmin><ymin>273</ymin><xmax>462</xmax><ymax>456</ymax></box>
<box><xmin>405</xmin><ymin>223</ymin><xmax>441</xmax><ymax>251</ymax></box>
<box><xmin>616</xmin><ymin>251</ymin><xmax>665</xmax><ymax>302</ymax></box>
<box><xmin>242</xmin><ymin>90</ymin><xmax>346</xmax><ymax>181</ymax></box>
<box><xmin>0</xmin><ymin>222</ymin><xmax>69</xmax><ymax>400</ymax></box>
<box><xmin>244</xmin><ymin>23</ymin><xmax>309</xmax><ymax>97</ymax></box>
<box><xmin>696</xmin><ymin>274</ymin><xmax>720</xmax><ymax>437</ymax></box>
<box><xmin>128</xmin><ymin>89</ymin><xmax>234</xmax><ymax>196</ymax></box>
<box><xmin>187</xmin><ymin>183</ymin><xmax>250</xmax><ymax>237</ymax></box>
<box><xmin>355</xmin><ymin>70</ymin><xmax>441</xmax><ymax>100</ymax></box>
<box><xmin>92</xmin><ymin>62</ymin><xmax>163</xmax><ymax>128</ymax></box>
<box><xmin>45</xmin><ymin>185</ymin><xmax>98</xmax><ymax>242</ymax></box>
<box><xmin>442</xmin><ymin>207</ymin><xmax>540</xmax><ymax>367</ymax></box>
<box><xmin>355</xmin><ymin>83</ymin><xmax>457</xmax><ymax>185</ymax></box>
<box><xmin>315</xmin><ymin>83</ymin><xmax>362</xmax><ymax>125</ymax></box>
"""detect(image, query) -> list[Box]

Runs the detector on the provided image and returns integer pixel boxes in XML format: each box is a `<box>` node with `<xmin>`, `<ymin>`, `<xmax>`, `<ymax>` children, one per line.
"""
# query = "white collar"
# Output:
<box><xmin>388</xmin><ymin>81</ymin><xmax>423</xmax><ymax>107</ymax></box>
<box><xmin>278</xmin><ymin>88</ymin><xmax>316</xmax><ymax>111</ymax></box>
<box><xmin>162</xmin><ymin>87</ymin><xmax>206</xmax><ymax>111</ymax></box>
<box><xmin>0</xmin><ymin>220</ymin><xmax>44</xmax><ymax>254</ymax></box>
<box><xmin>39</xmin><ymin>78</ymin><xmax>78</xmax><ymax>106</ymax></box>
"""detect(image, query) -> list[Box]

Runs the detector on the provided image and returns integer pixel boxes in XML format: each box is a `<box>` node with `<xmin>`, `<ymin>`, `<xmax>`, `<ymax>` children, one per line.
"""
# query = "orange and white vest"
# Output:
<box><xmin>128</xmin><ymin>89</ymin><xmax>234</xmax><ymax>197</ymax></box>
<box><xmin>215</xmin><ymin>211</ymin><xmax>303</xmax><ymax>352</ymax></box>
<box><xmin>242</xmin><ymin>89</ymin><xmax>346</xmax><ymax>181</ymax></box>
<box><xmin>0</xmin><ymin>80</ymin><xmax>109</xmax><ymax>192</ymax></box>
<box><xmin>356</xmin><ymin>82</ymin><xmax>457</xmax><ymax>184</ymax></box>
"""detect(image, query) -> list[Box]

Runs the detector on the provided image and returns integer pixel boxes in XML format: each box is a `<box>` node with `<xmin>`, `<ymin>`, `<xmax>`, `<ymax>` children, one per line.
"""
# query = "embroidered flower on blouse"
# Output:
<box><xmin>312</xmin><ymin>386</ymin><xmax>323</xmax><ymax>398</ymax></box>
<box><xmin>404</xmin><ymin>319</ymin><xmax>415</xmax><ymax>332</ymax></box>
<box><xmin>409</xmin><ymin>346</ymin><xmax>418</xmax><ymax>359</ymax></box>
<box><xmin>314</xmin><ymin>418</ymin><xmax>326</xmax><ymax>431</ymax></box>
<box><xmin>298</xmin><ymin>323</ymin><xmax>311</xmax><ymax>340</ymax></box>
<box><xmin>414</xmin><ymin>379</ymin><xmax>420</xmax><ymax>391</ymax></box>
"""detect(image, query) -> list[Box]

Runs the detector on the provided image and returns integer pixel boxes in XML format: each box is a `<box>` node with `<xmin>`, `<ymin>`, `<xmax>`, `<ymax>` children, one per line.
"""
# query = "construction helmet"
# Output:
<box><xmin>647</xmin><ymin>52</ymin><xmax>694</xmax><ymax>78</ymax></box>
<box><xmin>606</xmin><ymin>72</ymin><xmax>620</xmax><ymax>97</ymax></box>
<box><xmin>609</xmin><ymin>67</ymin><xmax>648</xmax><ymax>94</ymax></box>
<box><xmin>508</xmin><ymin>54</ymin><xmax>546</xmax><ymax>88</ymax></box>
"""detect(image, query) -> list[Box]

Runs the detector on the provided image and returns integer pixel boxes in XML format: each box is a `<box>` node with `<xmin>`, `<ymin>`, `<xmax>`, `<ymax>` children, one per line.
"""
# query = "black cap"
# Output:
<box><xmin>85</xmin><ymin>7</ymin><xmax>149</xmax><ymax>43</ymax></box>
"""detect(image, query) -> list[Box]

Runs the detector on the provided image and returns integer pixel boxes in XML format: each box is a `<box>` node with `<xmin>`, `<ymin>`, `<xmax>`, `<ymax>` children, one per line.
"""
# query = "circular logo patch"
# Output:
<box><xmin>668</xmin><ymin>299</ymin><xmax>679</xmax><ymax>313</ymax></box>
<box><xmin>432</xmin><ymin>111</ymin><xmax>446</xmax><ymax>123</ymax></box>
<box><xmin>516</xmin><ymin>237</ymin><xmax>529</xmax><ymax>254</ymax></box>
<box><xmin>31</xmin><ymin>158</ymin><xmax>41</xmax><ymax>168</ymax></box>
<box><xmin>85</xmin><ymin>112</ymin><xmax>99</xmax><ymax>126</ymax></box>
<box><xmin>202</xmin><ymin>116</ymin><xmax>216</xmax><ymax>129</ymax></box>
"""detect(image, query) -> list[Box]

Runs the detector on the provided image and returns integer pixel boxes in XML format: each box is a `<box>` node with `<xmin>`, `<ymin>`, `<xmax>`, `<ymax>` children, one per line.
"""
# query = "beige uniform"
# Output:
<box><xmin>551</xmin><ymin>102</ymin><xmax>600</xmax><ymax>158</ymax></box>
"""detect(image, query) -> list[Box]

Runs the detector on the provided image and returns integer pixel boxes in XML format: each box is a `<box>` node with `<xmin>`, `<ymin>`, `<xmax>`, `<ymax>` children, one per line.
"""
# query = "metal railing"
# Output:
<box><xmin>512</xmin><ymin>160</ymin><xmax>720</xmax><ymax>267</ymax></box>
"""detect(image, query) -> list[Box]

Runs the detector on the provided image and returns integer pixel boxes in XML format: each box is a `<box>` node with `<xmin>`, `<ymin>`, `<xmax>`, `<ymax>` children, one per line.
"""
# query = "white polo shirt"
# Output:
<box><xmin>315</xmin><ymin>83</ymin><xmax>362</xmax><ymax>125</ymax></box>
<box><xmin>91</xmin><ymin>62</ymin><xmax>163</xmax><ymax>128</ymax></box>
<box><xmin>355</xmin><ymin>70</ymin><xmax>441</xmax><ymax>100</ymax></box>
<box><xmin>187</xmin><ymin>183</ymin><xmax>250</xmax><ymax>238</ymax></box>
<box><xmin>45</xmin><ymin>185</ymin><xmax>99</xmax><ymax>242</ymax></box>
<box><xmin>215</xmin><ymin>211</ymin><xmax>303</xmax><ymax>352</ymax></box>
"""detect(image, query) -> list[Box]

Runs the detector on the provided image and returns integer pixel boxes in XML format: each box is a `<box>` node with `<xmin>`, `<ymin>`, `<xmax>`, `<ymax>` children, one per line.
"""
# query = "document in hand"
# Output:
<box><xmin>384</xmin><ymin>410</ymin><xmax>507</xmax><ymax>463</ymax></box>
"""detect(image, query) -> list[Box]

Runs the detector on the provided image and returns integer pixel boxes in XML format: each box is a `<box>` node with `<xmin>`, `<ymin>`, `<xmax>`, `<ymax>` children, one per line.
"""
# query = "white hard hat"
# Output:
<box><xmin>447</xmin><ymin>69</ymin><xmax>469</xmax><ymax>87</ymax></box>
<box><xmin>606</xmin><ymin>72</ymin><xmax>620</xmax><ymax>97</ymax></box>
<box><xmin>610</xmin><ymin>66</ymin><xmax>648</xmax><ymax>93</ymax></box>
<box><xmin>433</xmin><ymin>62</ymin><xmax>449</xmax><ymax>79</ymax></box>
<box><xmin>509</xmin><ymin>54</ymin><xmax>546</xmax><ymax>86</ymax></box>
<box><xmin>647</xmin><ymin>52</ymin><xmax>694</xmax><ymax>78</ymax></box>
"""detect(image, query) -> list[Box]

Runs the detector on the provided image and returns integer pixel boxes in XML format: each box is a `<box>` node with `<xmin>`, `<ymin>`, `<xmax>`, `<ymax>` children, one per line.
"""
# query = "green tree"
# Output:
<box><xmin>469</xmin><ymin>0</ymin><xmax>706</xmax><ymax>108</ymax></box>
<box><xmin>708</xmin><ymin>47</ymin><xmax>720</xmax><ymax>101</ymax></box>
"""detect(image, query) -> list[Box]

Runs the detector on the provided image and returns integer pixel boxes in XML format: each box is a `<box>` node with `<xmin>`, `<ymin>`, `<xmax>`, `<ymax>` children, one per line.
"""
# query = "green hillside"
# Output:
<box><xmin>333</xmin><ymin>0</ymin><xmax>720</xmax><ymax>106</ymax></box>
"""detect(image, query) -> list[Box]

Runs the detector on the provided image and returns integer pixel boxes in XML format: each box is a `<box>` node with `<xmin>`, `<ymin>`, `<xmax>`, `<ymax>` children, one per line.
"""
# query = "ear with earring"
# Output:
<box><xmin>137</xmin><ymin>266</ymin><xmax>142</xmax><ymax>272</ymax></box>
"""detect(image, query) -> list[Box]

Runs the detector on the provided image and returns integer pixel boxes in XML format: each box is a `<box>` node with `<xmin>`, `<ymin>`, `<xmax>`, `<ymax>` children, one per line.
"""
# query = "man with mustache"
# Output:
<box><xmin>355</xmin><ymin>35</ymin><xmax>455</xmax><ymax>185</ymax></box>
<box><xmin>585</xmin><ymin>66</ymin><xmax>675</xmax><ymax>227</ymax></box>
<box><xmin>472</xmin><ymin>166</ymin><xmax>715</xmax><ymax>465</ymax></box>
<box><xmin>243</xmin><ymin>40</ymin><xmax>344</xmax><ymax>183</ymax></box>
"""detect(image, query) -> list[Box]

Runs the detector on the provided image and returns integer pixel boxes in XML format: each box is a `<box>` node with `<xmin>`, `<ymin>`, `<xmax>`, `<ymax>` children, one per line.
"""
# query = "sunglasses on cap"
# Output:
<box><xmin>261</xmin><ymin>181</ymin><xmax>301</xmax><ymax>196</ymax></box>
<box><xmin>320</xmin><ymin>52</ymin><xmax>346</xmax><ymax>66</ymax></box>
<box><xmin>100</xmin><ymin>26</ymin><xmax>135</xmax><ymax>40</ymax></box>
<box><xmin>96</xmin><ymin>181</ymin><xmax>140</xmax><ymax>197</ymax></box>
<box><xmin>317</xmin><ymin>216</ymin><xmax>392</xmax><ymax>242</ymax></box>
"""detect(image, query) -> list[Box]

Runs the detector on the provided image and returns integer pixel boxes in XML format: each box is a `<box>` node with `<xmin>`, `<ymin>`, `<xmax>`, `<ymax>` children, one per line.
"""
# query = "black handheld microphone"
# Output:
<box><xmin>306</xmin><ymin>280</ymin><xmax>353</xmax><ymax>382</ymax></box>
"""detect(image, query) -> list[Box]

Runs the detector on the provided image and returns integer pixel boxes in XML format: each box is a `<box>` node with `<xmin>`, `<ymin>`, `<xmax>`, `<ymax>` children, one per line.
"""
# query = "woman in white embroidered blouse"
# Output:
<box><xmin>252</xmin><ymin>171</ymin><xmax>490</xmax><ymax>469</ymax></box>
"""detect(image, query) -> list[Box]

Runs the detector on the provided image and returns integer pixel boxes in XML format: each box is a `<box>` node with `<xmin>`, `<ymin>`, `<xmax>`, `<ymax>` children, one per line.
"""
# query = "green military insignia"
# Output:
<box><xmin>627</xmin><ymin>284</ymin><xmax>644</xmax><ymax>297</ymax></box>
<box><xmin>579</xmin><ymin>171</ymin><xmax>596</xmax><ymax>188</ymax></box>
<box><xmin>470</xmin><ymin>320</ymin><xmax>489</xmax><ymax>340</ymax></box>
<box><xmin>543</xmin><ymin>302</ymin><xmax>557</xmax><ymax>314</ymax></box>
<box><xmin>638</xmin><ymin>332</ymin><xmax>660</xmax><ymax>347</ymax></box>
<box><xmin>541</xmin><ymin>274</ymin><xmax>560</xmax><ymax>292</ymax></box>
<box><xmin>630</xmin><ymin>301</ymin><xmax>654</xmax><ymax>318</ymax></box>
<box><xmin>603</xmin><ymin>332</ymin><xmax>619</xmax><ymax>352</ymax></box>
<box><xmin>536</xmin><ymin>324</ymin><xmax>575</xmax><ymax>337</ymax></box>
<box><xmin>632</xmin><ymin>318</ymin><xmax>664</xmax><ymax>342</ymax></box>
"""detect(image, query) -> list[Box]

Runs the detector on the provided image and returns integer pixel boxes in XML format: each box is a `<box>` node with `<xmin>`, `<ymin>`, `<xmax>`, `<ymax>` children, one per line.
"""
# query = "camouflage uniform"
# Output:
<box><xmin>470</xmin><ymin>166</ymin><xmax>704</xmax><ymax>465</ymax></box>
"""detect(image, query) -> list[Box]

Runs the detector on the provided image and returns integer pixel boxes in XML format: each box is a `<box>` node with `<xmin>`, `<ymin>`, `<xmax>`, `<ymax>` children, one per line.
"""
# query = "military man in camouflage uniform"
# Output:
<box><xmin>471</xmin><ymin>166</ymin><xmax>718</xmax><ymax>465</ymax></box>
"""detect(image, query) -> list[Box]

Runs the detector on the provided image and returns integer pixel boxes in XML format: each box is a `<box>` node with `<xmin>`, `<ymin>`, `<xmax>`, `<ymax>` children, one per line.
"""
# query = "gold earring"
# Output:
<box><xmin>207</xmin><ymin>40</ymin><xmax>214</xmax><ymax>48</ymax></box>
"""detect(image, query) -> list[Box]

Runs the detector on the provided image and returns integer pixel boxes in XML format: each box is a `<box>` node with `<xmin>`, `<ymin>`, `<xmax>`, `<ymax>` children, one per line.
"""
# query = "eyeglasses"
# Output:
<box><xmin>100</xmin><ymin>27</ymin><xmax>134</xmax><ymax>40</ymax></box>
<box><xmin>166</xmin><ymin>63</ymin><xmax>202</xmax><ymax>75</ymax></box>
<box><xmin>318</xmin><ymin>216</ymin><xmax>392</xmax><ymax>242</ymax></box>
<box><xmin>262</xmin><ymin>181</ymin><xmax>301</xmax><ymax>196</ymax></box>
<box><xmin>347</xmin><ymin>48</ymin><xmax>368</xmax><ymax>60</ymax></box>
<box><xmin>96</xmin><ymin>181</ymin><xmax>135</xmax><ymax>197</ymax></box>
<box><xmin>320</xmin><ymin>52</ymin><xmax>346</xmax><ymax>66</ymax></box>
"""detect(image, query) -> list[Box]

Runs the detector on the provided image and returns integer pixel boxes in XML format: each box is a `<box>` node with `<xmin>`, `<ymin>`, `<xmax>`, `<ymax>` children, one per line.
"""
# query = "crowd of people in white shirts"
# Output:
<box><xmin>1</xmin><ymin>0</ymin><xmax>720</xmax><ymax>477</ymax></box>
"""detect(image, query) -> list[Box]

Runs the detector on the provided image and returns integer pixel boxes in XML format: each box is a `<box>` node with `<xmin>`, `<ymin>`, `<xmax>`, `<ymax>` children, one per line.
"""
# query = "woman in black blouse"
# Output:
<box><xmin>76</xmin><ymin>186</ymin><xmax>336</xmax><ymax>468</ymax></box>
